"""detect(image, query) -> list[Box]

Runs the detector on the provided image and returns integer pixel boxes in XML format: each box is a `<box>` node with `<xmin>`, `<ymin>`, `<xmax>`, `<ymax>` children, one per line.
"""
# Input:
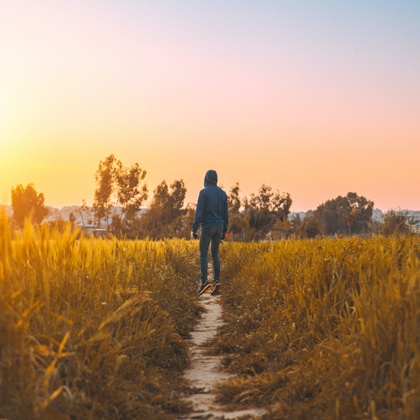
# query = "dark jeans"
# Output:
<box><xmin>199</xmin><ymin>225</ymin><xmax>223</xmax><ymax>284</ymax></box>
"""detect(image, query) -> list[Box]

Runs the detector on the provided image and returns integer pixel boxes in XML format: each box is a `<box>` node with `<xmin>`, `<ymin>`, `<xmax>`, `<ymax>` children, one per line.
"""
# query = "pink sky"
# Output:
<box><xmin>1</xmin><ymin>1</ymin><xmax>419</xmax><ymax>211</ymax></box>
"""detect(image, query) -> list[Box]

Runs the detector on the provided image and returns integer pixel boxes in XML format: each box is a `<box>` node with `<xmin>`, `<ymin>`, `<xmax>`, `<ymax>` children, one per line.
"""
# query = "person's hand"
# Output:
<box><xmin>190</xmin><ymin>232</ymin><xmax>198</xmax><ymax>239</ymax></box>
<box><xmin>222</xmin><ymin>231</ymin><xmax>232</xmax><ymax>241</ymax></box>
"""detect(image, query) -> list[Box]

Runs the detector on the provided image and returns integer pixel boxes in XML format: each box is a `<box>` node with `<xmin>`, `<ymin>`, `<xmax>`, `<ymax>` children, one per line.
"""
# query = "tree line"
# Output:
<box><xmin>7</xmin><ymin>155</ymin><xmax>419</xmax><ymax>239</ymax></box>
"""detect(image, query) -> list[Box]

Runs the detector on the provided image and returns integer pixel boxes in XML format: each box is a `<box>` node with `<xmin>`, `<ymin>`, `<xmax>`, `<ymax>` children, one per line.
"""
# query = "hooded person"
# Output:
<box><xmin>191</xmin><ymin>170</ymin><xmax>229</xmax><ymax>296</ymax></box>
<box><xmin>204</xmin><ymin>169</ymin><xmax>217</xmax><ymax>187</ymax></box>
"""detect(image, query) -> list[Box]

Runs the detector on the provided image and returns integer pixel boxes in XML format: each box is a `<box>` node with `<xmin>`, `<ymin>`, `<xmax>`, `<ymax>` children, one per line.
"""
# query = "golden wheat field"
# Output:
<box><xmin>1</xmin><ymin>210</ymin><xmax>419</xmax><ymax>419</ymax></box>
<box><xmin>0</xmin><ymin>213</ymin><xmax>202</xmax><ymax>419</ymax></box>
<box><xmin>215</xmin><ymin>237</ymin><xmax>420</xmax><ymax>419</ymax></box>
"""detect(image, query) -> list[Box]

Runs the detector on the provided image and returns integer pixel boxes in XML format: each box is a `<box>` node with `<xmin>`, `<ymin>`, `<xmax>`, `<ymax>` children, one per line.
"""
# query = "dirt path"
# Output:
<box><xmin>180</xmin><ymin>293</ymin><xmax>266</xmax><ymax>419</ymax></box>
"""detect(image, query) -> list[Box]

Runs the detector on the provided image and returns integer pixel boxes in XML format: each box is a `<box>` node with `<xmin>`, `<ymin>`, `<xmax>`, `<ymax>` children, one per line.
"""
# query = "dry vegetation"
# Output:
<box><xmin>2</xmin><ymin>208</ymin><xmax>420</xmax><ymax>419</ymax></box>
<box><xmin>212</xmin><ymin>237</ymin><xmax>420</xmax><ymax>419</ymax></box>
<box><xmin>0</xmin><ymin>212</ymin><xmax>202</xmax><ymax>419</ymax></box>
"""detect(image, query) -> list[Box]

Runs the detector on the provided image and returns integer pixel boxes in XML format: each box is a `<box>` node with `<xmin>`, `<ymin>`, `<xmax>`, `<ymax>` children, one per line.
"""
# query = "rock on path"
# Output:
<box><xmin>180</xmin><ymin>293</ymin><xmax>266</xmax><ymax>419</ymax></box>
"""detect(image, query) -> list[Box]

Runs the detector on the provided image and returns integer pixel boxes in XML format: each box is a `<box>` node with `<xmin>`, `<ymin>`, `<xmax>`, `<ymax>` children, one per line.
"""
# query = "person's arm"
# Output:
<box><xmin>191</xmin><ymin>189</ymin><xmax>205</xmax><ymax>234</ymax></box>
<box><xmin>223</xmin><ymin>193</ymin><xmax>229</xmax><ymax>232</ymax></box>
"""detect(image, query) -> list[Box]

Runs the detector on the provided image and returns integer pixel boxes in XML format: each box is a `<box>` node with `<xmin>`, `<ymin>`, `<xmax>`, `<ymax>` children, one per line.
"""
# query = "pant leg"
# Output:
<box><xmin>210</xmin><ymin>227</ymin><xmax>223</xmax><ymax>282</ymax></box>
<box><xmin>199</xmin><ymin>228</ymin><xmax>212</xmax><ymax>284</ymax></box>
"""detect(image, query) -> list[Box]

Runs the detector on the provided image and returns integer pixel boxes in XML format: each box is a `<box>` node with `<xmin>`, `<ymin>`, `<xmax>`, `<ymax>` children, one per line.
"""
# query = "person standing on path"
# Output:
<box><xmin>191</xmin><ymin>170</ymin><xmax>229</xmax><ymax>296</ymax></box>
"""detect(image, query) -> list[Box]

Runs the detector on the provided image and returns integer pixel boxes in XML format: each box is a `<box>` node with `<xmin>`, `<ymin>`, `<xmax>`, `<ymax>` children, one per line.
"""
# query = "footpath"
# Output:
<box><xmin>180</xmin><ymin>293</ymin><xmax>266</xmax><ymax>419</ymax></box>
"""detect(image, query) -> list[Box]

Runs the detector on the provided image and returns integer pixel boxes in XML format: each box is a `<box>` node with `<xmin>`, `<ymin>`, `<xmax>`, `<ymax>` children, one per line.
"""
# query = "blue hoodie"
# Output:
<box><xmin>192</xmin><ymin>170</ymin><xmax>228</xmax><ymax>233</ymax></box>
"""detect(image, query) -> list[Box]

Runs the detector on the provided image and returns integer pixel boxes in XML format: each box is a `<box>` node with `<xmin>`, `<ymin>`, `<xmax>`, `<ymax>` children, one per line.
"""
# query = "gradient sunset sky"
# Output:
<box><xmin>1</xmin><ymin>0</ymin><xmax>419</xmax><ymax>211</ymax></box>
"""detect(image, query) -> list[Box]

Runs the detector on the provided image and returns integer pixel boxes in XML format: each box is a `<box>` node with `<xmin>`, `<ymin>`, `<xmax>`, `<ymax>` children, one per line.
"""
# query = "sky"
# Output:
<box><xmin>1</xmin><ymin>0</ymin><xmax>419</xmax><ymax>212</ymax></box>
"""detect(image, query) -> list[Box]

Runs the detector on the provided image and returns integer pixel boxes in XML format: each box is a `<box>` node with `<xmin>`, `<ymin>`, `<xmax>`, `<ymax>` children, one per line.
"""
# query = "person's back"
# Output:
<box><xmin>191</xmin><ymin>170</ymin><xmax>228</xmax><ymax>296</ymax></box>
<box><xmin>192</xmin><ymin>170</ymin><xmax>228</xmax><ymax>232</ymax></box>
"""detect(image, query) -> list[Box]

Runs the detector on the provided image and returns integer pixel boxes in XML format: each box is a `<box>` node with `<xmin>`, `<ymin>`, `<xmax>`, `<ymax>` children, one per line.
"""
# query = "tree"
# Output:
<box><xmin>93</xmin><ymin>155</ymin><xmax>117</xmax><ymax>227</ymax></box>
<box><xmin>314</xmin><ymin>192</ymin><xmax>374</xmax><ymax>235</ymax></box>
<box><xmin>92</xmin><ymin>155</ymin><xmax>148</xmax><ymax>234</ymax></box>
<box><xmin>228</xmin><ymin>182</ymin><xmax>241</xmax><ymax>215</ymax></box>
<box><xmin>270</xmin><ymin>219</ymin><xmax>291</xmax><ymax>240</ymax></box>
<box><xmin>178</xmin><ymin>204</ymin><xmax>197</xmax><ymax>239</ymax></box>
<box><xmin>249</xmin><ymin>184</ymin><xmax>292</xmax><ymax>220</ymax></box>
<box><xmin>166</xmin><ymin>179</ymin><xmax>187</xmax><ymax>222</ymax></box>
<box><xmin>79</xmin><ymin>199</ymin><xmax>93</xmax><ymax>228</ymax></box>
<box><xmin>380</xmin><ymin>209</ymin><xmax>419</xmax><ymax>236</ymax></box>
<box><xmin>11</xmin><ymin>184</ymin><xmax>49</xmax><ymax>228</ymax></box>
<box><xmin>227</xmin><ymin>182</ymin><xmax>249</xmax><ymax>237</ymax></box>
<box><xmin>139</xmin><ymin>179</ymin><xmax>187</xmax><ymax>239</ymax></box>
<box><xmin>115</xmin><ymin>161</ymin><xmax>148</xmax><ymax>232</ymax></box>
<box><xmin>302</xmin><ymin>214</ymin><xmax>323</xmax><ymax>238</ymax></box>
<box><xmin>244</xmin><ymin>184</ymin><xmax>292</xmax><ymax>238</ymax></box>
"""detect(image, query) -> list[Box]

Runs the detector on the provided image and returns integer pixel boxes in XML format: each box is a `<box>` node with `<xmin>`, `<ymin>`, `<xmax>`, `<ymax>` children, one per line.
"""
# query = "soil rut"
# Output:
<box><xmin>180</xmin><ymin>293</ymin><xmax>266</xmax><ymax>419</ymax></box>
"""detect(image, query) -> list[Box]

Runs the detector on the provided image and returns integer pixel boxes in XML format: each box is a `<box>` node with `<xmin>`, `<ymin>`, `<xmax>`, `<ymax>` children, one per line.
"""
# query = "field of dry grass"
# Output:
<box><xmin>2</xmin><ymin>209</ymin><xmax>419</xmax><ymax>419</ymax></box>
<box><xmin>0</xmin><ymin>213</ymin><xmax>202</xmax><ymax>419</ymax></box>
<box><xmin>212</xmin><ymin>236</ymin><xmax>420</xmax><ymax>418</ymax></box>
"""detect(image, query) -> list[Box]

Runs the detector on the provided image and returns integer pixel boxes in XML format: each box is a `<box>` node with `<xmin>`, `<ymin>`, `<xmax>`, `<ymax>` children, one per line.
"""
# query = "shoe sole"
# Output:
<box><xmin>197</xmin><ymin>283</ymin><xmax>211</xmax><ymax>296</ymax></box>
<box><xmin>210</xmin><ymin>283</ymin><xmax>220</xmax><ymax>296</ymax></box>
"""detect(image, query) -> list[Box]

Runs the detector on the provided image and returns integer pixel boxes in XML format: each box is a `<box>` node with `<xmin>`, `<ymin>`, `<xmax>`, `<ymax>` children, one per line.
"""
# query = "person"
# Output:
<box><xmin>191</xmin><ymin>169</ymin><xmax>229</xmax><ymax>296</ymax></box>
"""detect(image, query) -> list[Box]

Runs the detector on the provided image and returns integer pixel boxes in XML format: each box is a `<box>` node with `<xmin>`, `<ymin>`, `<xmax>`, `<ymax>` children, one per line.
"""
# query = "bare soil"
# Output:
<box><xmin>180</xmin><ymin>293</ymin><xmax>266</xmax><ymax>419</ymax></box>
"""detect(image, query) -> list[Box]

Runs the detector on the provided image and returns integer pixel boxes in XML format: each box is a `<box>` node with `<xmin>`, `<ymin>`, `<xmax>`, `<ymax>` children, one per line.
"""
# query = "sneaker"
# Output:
<box><xmin>210</xmin><ymin>282</ymin><xmax>221</xmax><ymax>296</ymax></box>
<box><xmin>197</xmin><ymin>282</ymin><xmax>211</xmax><ymax>296</ymax></box>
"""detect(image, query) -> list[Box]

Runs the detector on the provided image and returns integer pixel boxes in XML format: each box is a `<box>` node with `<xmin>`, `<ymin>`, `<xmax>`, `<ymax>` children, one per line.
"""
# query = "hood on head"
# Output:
<box><xmin>204</xmin><ymin>170</ymin><xmax>218</xmax><ymax>187</ymax></box>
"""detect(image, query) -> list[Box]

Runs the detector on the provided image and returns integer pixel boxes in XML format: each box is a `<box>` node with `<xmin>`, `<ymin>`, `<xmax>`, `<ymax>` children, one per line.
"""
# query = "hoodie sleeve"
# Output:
<box><xmin>191</xmin><ymin>189</ymin><xmax>205</xmax><ymax>232</ymax></box>
<box><xmin>223</xmin><ymin>192</ymin><xmax>229</xmax><ymax>232</ymax></box>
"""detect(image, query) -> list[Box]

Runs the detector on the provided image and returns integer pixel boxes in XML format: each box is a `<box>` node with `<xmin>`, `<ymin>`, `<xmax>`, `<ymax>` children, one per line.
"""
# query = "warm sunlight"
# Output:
<box><xmin>1</xmin><ymin>3</ymin><xmax>420</xmax><ymax>417</ymax></box>
<box><xmin>1</xmin><ymin>1</ymin><xmax>419</xmax><ymax>211</ymax></box>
